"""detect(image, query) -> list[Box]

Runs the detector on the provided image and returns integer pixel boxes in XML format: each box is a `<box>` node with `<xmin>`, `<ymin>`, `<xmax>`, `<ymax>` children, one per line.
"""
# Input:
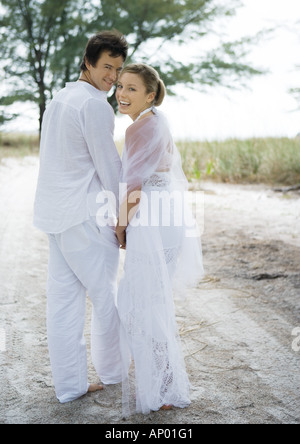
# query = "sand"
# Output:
<box><xmin>0</xmin><ymin>156</ymin><xmax>299</xmax><ymax>424</ymax></box>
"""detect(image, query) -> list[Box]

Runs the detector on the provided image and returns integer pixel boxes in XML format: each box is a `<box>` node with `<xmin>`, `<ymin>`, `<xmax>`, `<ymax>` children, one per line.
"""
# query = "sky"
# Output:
<box><xmin>115</xmin><ymin>0</ymin><xmax>300</xmax><ymax>141</ymax></box>
<box><xmin>2</xmin><ymin>0</ymin><xmax>300</xmax><ymax>141</ymax></box>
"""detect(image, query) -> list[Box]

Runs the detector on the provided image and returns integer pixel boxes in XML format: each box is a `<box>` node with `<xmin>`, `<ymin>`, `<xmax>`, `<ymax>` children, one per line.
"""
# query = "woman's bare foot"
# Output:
<box><xmin>88</xmin><ymin>383</ymin><xmax>104</xmax><ymax>393</ymax></box>
<box><xmin>160</xmin><ymin>404</ymin><xmax>173</xmax><ymax>411</ymax></box>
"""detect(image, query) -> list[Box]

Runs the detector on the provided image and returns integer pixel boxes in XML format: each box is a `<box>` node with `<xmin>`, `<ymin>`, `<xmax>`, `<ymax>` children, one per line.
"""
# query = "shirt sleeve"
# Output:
<box><xmin>80</xmin><ymin>98</ymin><xmax>121</xmax><ymax>204</ymax></box>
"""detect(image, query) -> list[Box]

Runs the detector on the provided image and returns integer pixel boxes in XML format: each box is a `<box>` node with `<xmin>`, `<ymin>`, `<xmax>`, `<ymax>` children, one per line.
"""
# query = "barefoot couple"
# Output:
<box><xmin>34</xmin><ymin>31</ymin><xmax>203</xmax><ymax>416</ymax></box>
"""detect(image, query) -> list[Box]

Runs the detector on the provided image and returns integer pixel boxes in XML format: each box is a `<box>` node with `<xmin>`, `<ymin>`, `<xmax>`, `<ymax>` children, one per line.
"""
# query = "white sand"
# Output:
<box><xmin>0</xmin><ymin>157</ymin><xmax>299</xmax><ymax>424</ymax></box>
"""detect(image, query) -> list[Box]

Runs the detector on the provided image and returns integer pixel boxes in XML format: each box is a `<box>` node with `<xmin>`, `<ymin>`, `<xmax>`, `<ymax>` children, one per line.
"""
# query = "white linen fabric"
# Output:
<box><xmin>34</xmin><ymin>81</ymin><xmax>123</xmax><ymax>403</ymax></box>
<box><xmin>34</xmin><ymin>81</ymin><xmax>121</xmax><ymax>234</ymax></box>
<box><xmin>118</xmin><ymin>109</ymin><xmax>204</xmax><ymax>416</ymax></box>
<box><xmin>47</xmin><ymin>218</ymin><xmax>122</xmax><ymax>403</ymax></box>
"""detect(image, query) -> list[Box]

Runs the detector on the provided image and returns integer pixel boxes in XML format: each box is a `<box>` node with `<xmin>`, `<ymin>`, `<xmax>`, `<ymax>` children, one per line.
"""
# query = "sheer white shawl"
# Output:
<box><xmin>120</xmin><ymin>108</ymin><xmax>204</xmax><ymax>293</ymax></box>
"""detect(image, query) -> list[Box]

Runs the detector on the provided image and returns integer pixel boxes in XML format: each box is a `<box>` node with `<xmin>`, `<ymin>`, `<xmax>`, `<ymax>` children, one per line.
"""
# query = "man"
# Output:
<box><xmin>34</xmin><ymin>31</ymin><xmax>128</xmax><ymax>403</ymax></box>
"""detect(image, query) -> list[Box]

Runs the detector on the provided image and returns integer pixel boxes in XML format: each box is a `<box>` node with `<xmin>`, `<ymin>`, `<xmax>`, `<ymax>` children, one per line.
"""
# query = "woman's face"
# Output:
<box><xmin>116</xmin><ymin>73</ymin><xmax>156</xmax><ymax>121</ymax></box>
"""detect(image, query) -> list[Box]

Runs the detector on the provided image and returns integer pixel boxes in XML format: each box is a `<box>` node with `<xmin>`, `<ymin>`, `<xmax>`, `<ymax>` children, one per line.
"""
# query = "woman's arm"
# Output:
<box><xmin>117</xmin><ymin>119</ymin><xmax>164</xmax><ymax>248</ymax></box>
<box><xmin>116</xmin><ymin>188</ymin><xmax>142</xmax><ymax>249</ymax></box>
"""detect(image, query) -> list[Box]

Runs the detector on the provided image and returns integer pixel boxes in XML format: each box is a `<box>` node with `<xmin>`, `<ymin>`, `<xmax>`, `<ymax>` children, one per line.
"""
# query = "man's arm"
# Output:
<box><xmin>81</xmin><ymin>98</ymin><xmax>122</xmax><ymax>208</ymax></box>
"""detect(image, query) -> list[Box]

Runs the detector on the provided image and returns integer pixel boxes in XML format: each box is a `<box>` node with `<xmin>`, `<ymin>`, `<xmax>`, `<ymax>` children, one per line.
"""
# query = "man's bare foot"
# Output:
<box><xmin>160</xmin><ymin>404</ymin><xmax>173</xmax><ymax>411</ymax></box>
<box><xmin>88</xmin><ymin>383</ymin><xmax>104</xmax><ymax>393</ymax></box>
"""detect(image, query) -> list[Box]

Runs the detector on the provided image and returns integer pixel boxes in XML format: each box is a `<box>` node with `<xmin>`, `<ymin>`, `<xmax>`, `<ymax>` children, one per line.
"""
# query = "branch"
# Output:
<box><xmin>0</xmin><ymin>91</ymin><xmax>37</xmax><ymax>106</ymax></box>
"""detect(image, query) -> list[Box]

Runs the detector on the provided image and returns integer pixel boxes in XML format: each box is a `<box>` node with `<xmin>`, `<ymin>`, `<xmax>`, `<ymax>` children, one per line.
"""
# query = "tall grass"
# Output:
<box><xmin>1</xmin><ymin>133</ymin><xmax>300</xmax><ymax>186</ymax></box>
<box><xmin>0</xmin><ymin>133</ymin><xmax>39</xmax><ymax>160</ymax></box>
<box><xmin>178</xmin><ymin>137</ymin><xmax>300</xmax><ymax>186</ymax></box>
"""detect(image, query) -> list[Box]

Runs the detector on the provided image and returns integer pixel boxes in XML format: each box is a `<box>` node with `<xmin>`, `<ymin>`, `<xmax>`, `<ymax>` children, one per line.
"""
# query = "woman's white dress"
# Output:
<box><xmin>118</xmin><ymin>108</ymin><xmax>204</xmax><ymax>416</ymax></box>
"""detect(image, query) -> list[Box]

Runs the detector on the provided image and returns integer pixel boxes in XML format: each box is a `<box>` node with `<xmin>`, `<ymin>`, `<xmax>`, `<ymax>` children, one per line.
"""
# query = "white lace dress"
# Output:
<box><xmin>118</xmin><ymin>109</ymin><xmax>204</xmax><ymax>416</ymax></box>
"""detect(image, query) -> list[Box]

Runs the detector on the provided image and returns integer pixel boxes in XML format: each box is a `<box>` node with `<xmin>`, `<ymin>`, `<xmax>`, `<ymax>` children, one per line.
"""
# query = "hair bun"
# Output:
<box><xmin>155</xmin><ymin>79</ymin><xmax>166</xmax><ymax>107</ymax></box>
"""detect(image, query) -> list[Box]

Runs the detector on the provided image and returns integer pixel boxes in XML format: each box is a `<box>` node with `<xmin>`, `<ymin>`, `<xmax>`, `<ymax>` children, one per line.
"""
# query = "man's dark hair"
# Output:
<box><xmin>80</xmin><ymin>30</ymin><xmax>128</xmax><ymax>71</ymax></box>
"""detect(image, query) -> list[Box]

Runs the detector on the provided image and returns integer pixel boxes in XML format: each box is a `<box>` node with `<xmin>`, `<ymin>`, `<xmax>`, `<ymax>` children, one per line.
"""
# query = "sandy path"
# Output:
<box><xmin>0</xmin><ymin>157</ymin><xmax>299</xmax><ymax>424</ymax></box>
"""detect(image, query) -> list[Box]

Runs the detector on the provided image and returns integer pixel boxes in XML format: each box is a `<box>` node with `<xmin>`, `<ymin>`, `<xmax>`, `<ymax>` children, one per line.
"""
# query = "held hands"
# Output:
<box><xmin>116</xmin><ymin>221</ymin><xmax>126</xmax><ymax>250</ymax></box>
<box><xmin>116</xmin><ymin>188</ymin><xmax>141</xmax><ymax>250</ymax></box>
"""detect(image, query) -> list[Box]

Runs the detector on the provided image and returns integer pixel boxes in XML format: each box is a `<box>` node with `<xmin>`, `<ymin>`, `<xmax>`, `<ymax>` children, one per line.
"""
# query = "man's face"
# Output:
<box><xmin>86</xmin><ymin>51</ymin><xmax>125</xmax><ymax>92</ymax></box>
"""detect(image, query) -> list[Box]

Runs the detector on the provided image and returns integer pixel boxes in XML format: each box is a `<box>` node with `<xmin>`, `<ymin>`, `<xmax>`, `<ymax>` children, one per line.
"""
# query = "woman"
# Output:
<box><xmin>116</xmin><ymin>64</ymin><xmax>204</xmax><ymax>416</ymax></box>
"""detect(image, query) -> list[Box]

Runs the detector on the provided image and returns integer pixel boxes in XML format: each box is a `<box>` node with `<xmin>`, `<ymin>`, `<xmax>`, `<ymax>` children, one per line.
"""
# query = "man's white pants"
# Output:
<box><xmin>47</xmin><ymin>217</ymin><xmax>121</xmax><ymax>403</ymax></box>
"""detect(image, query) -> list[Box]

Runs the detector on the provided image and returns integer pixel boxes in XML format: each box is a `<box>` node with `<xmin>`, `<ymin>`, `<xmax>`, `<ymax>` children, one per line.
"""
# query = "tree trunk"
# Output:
<box><xmin>39</xmin><ymin>101</ymin><xmax>46</xmax><ymax>139</ymax></box>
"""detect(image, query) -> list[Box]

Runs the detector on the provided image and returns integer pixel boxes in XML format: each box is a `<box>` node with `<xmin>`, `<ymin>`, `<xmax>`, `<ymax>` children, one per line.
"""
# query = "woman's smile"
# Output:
<box><xmin>116</xmin><ymin>72</ymin><xmax>156</xmax><ymax>120</ymax></box>
<box><xmin>119</xmin><ymin>100</ymin><xmax>131</xmax><ymax>109</ymax></box>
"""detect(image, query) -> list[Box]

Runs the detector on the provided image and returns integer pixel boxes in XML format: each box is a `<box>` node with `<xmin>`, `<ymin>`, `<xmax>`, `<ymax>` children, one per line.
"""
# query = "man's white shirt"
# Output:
<box><xmin>34</xmin><ymin>81</ymin><xmax>121</xmax><ymax>233</ymax></box>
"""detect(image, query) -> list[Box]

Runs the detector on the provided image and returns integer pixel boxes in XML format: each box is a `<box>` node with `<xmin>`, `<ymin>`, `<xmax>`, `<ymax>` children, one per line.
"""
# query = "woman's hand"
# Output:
<box><xmin>116</xmin><ymin>222</ymin><xmax>126</xmax><ymax>250</ymax></box>
<box><xmin>116</xmin><ymin>188</ymin><xmax>141</xmax><ymax>250</ymax></box>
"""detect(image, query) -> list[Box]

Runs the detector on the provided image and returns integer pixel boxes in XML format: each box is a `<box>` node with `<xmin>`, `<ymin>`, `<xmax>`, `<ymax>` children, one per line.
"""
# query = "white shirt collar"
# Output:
<box><xmin>66</xmin><ymin>81</ymin><xmax>108</xmax><ymax>99</ymax></box>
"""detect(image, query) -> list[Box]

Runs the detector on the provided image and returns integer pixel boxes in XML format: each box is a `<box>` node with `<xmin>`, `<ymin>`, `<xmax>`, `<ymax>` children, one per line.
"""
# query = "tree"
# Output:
<box><xmin>0</xmin><ymin>0</ymin><xmax>87</xmax><ymax>134</ymax></box>
<box><xmin>0</xmin><ymin>0</ymin><xmax>263</xmax><ymax>135</ymax></box>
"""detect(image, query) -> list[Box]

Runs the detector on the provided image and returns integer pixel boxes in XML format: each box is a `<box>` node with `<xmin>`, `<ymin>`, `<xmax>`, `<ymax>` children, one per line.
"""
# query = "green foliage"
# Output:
<box><xmin>290</xmin><ymin>87</ymin><xmax>300</xmax><ymax>109</ymax></box>
<box><xmin>0</xmin><ymin>0</ymin><xmax>264</xmax><ymax>133</ymax></box>
<box><xmin>0</xmin><ymin>110</ymin><xmax>18</xmax><ymax>128</ymax></box>
<box><xmin>0</xmin><ymin>0</ymin><xmax>82</xmax><ymax>132</ymax></box>
<box><xmin>0</xmin><ymin>132</ymin><xmax>39</xmax><ymax>161</ymax></box>
<box><xmin>1</xmin><ymin>134</ymin><xmax>299</xmax><ymax>187</ymax></box>
<box><xmin>178</xmin><ymin>137</ymin><xmax>300</xmax><ymax>186</ymax></box>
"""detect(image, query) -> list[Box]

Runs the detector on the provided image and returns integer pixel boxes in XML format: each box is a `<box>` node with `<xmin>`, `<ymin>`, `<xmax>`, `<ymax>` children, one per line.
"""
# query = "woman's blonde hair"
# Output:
<box><xmin>121</xmin><ymin>63</ymin><xmax>166</xmax><ymax>106</ymax></box>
